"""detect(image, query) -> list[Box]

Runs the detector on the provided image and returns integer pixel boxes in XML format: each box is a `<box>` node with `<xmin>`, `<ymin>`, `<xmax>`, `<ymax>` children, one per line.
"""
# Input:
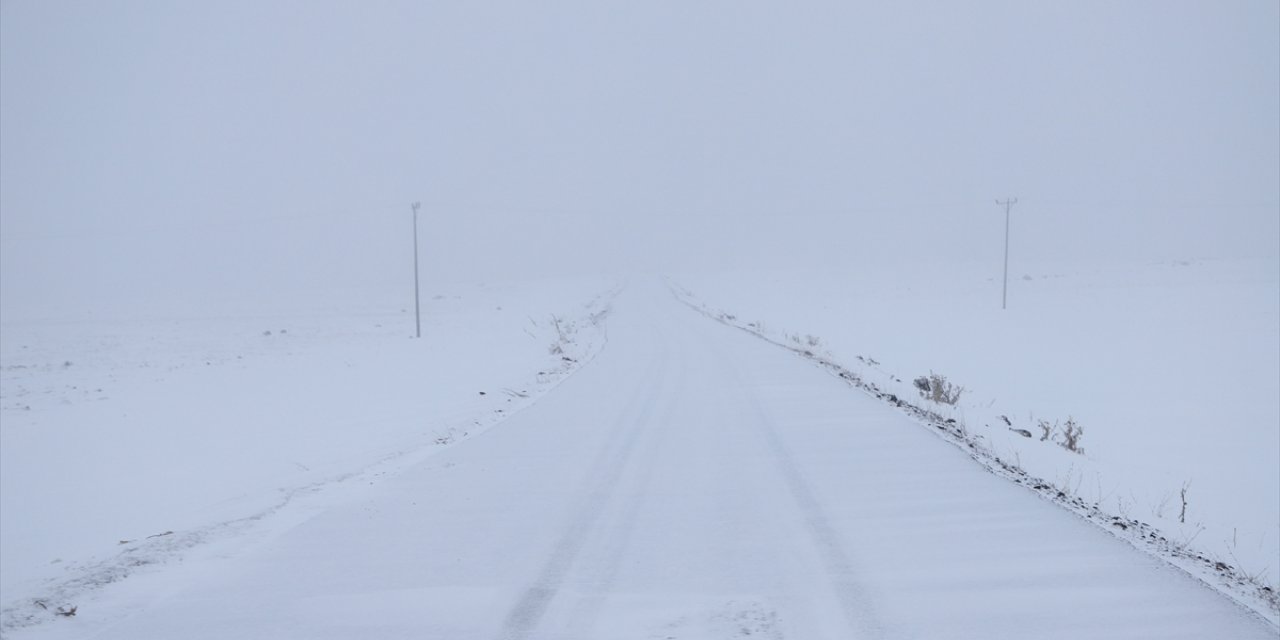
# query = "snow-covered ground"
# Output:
<box><xmin>0</xmin><ymin>276</ymin><xmax>615</xmax><ymax>630</ymax></box>
<box><xmin>1</xmin><ymin>279</ymin><xmax>1273</xmax><ymax>639</ymax></box>
<box><xmin>672</xmin><ymin>257</ymin><xmax>1280</xmax><ymax>602</ymax></box>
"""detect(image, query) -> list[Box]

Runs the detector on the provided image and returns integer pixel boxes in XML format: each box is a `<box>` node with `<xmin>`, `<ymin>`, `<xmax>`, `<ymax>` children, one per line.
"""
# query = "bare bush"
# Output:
<box><xmin>915</xmin><ymin>371</ymin><xmax>964</xmax><ymax>405</ymax></box>
<box><xmin>913</xmin><ymin>376</ymin><xmax>931</xmax><ymax>394</ymax></box>
<box><xmin>1038</xmin><ymin>419</ymin><xmax>1056</xmax><ymax>442</ymax></box>
<box><xmin>547</xmin><ymin>315</ymin><xmax>572</xmax><ymax>355</ymax></box>
<box><xmin>1058</xmin><ymin>417</ymin><xmax>1084</xmax><ymax>454</ymax></box>
<box><xmin>1180</xmin><ymin>480</ymin><xmax>1191</xmax><ymax>524</ymax></box>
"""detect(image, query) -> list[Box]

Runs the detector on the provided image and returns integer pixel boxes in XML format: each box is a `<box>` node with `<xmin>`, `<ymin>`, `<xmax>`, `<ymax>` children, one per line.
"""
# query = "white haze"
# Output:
<box><xmin>2</xmin><ymin>1</ymin><xmax>1277</xmax><ymax>319</ymax></box>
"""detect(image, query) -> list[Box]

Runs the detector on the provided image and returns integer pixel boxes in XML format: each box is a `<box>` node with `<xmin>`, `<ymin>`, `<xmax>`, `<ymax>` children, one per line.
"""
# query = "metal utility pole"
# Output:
<box><xmin>996</xmin><ymin>197</ymin><xmax>1018</xmax><ymax>310</ymax></box>
<box><xmin>411</xmin><ymin>201</ymin><xmax>422</xmax><ymax>338</ymax></box>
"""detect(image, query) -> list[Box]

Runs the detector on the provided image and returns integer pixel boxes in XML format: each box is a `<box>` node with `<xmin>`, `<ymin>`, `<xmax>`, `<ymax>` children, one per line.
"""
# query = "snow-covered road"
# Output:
<box><xmin>27</xmin><ymin>282</ymin><xmax>1274</xmax><ymax>639</ymax></box>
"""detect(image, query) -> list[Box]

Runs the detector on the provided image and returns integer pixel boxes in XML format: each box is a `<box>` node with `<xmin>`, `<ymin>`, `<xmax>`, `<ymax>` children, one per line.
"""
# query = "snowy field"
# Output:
<box><xmin>0</xmin><ymin>276</ymin><xmax>615</xmax><ymax>630</ymax></box>
<box><xmin>673</xmin><ymin>257</ymin><xmax>1280</xmax><ymax>607</ymax></box>
<box><xmin>1</xmin><ymin>279</ymin><xmax>1276</xmax><ymax>639</ymax></box>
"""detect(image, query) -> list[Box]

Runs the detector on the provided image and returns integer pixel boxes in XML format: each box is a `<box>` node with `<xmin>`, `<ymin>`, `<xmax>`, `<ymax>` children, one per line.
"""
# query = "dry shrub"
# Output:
<box><xmin>915</xmin><ymin>371</ymin><xmax>964</xmax><ymax>405</ymax></box>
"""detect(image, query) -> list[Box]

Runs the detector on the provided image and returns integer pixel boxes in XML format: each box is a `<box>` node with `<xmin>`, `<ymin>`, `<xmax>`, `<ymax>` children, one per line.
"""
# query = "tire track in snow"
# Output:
<box><xmin>752</xmin><ymin>410</ymin><xmax>885</xmax><ymax>638</ymax></box>
<box><xmin>497</xmin><ymin>322</ymin><xmax>674</xmax><ymax>640</ymax></box>
<box><xmin>559</xmin><ymin>324</ymin><xmax>692</xmax><ymax>638</ymax></box>
<box><xmin>702</xmin><ymin>323</ymin><xmax>886</xmax><ymax>638</ymax></box>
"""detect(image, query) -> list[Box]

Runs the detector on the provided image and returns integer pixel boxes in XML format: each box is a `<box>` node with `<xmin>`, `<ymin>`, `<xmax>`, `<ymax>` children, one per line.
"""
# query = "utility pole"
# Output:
<box><xmin>996</xmin><ymin>197</ymin><xmax>1018</xmax><ymax>310</ymax></box>
<box><xmin>411</xmin><ymin>201</ymin><xmax>422</xmax><ymax>338</ymax></box>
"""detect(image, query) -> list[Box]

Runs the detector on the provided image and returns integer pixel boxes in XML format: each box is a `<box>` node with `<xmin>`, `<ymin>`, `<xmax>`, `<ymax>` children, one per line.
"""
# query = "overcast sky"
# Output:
<box><xmin>1</xmin><ymin>1</ymin><xmax>1277</xmax><ymax>317</ymax></box>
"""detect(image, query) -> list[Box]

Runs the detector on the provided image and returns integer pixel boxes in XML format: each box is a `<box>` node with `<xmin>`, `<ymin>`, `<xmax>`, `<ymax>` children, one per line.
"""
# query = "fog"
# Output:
<box><xmin>2</xmin><ymin>1</ymin><xmax>1277</xmax><ymax>318</ymax></box>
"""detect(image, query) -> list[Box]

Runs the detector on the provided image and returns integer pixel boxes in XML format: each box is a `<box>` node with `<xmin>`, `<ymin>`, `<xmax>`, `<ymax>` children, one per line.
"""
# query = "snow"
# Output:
<box><xmin>0</xmin><ymin>276</ymin><xmax>614</xmax><ymax>626</ymax></box>
<box><xmin>672</xmin><ymin>257</ymin><xmax>1280</xmax><ymax>601</ymax></box>
<box><xmin>2</xmin><ymin>281</ymin><xmax>1272</xmax><ymax>638</ymax></box>
<box><xmin>2</xmin><ymin>1</ymin><xmax>1276</xmax><ymax>636</ymax></box>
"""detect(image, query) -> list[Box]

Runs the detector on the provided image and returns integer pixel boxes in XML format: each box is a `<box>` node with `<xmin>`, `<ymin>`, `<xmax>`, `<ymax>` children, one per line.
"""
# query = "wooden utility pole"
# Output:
<box><xmin>996</xmin><ymin>197</ymin><xmax>1018</xmax><ymax>310</ymax></box>
<box><xmin>411</xmin><ymin>201</ymin><xmax>422</xmax><ymax>338</ymax></box>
